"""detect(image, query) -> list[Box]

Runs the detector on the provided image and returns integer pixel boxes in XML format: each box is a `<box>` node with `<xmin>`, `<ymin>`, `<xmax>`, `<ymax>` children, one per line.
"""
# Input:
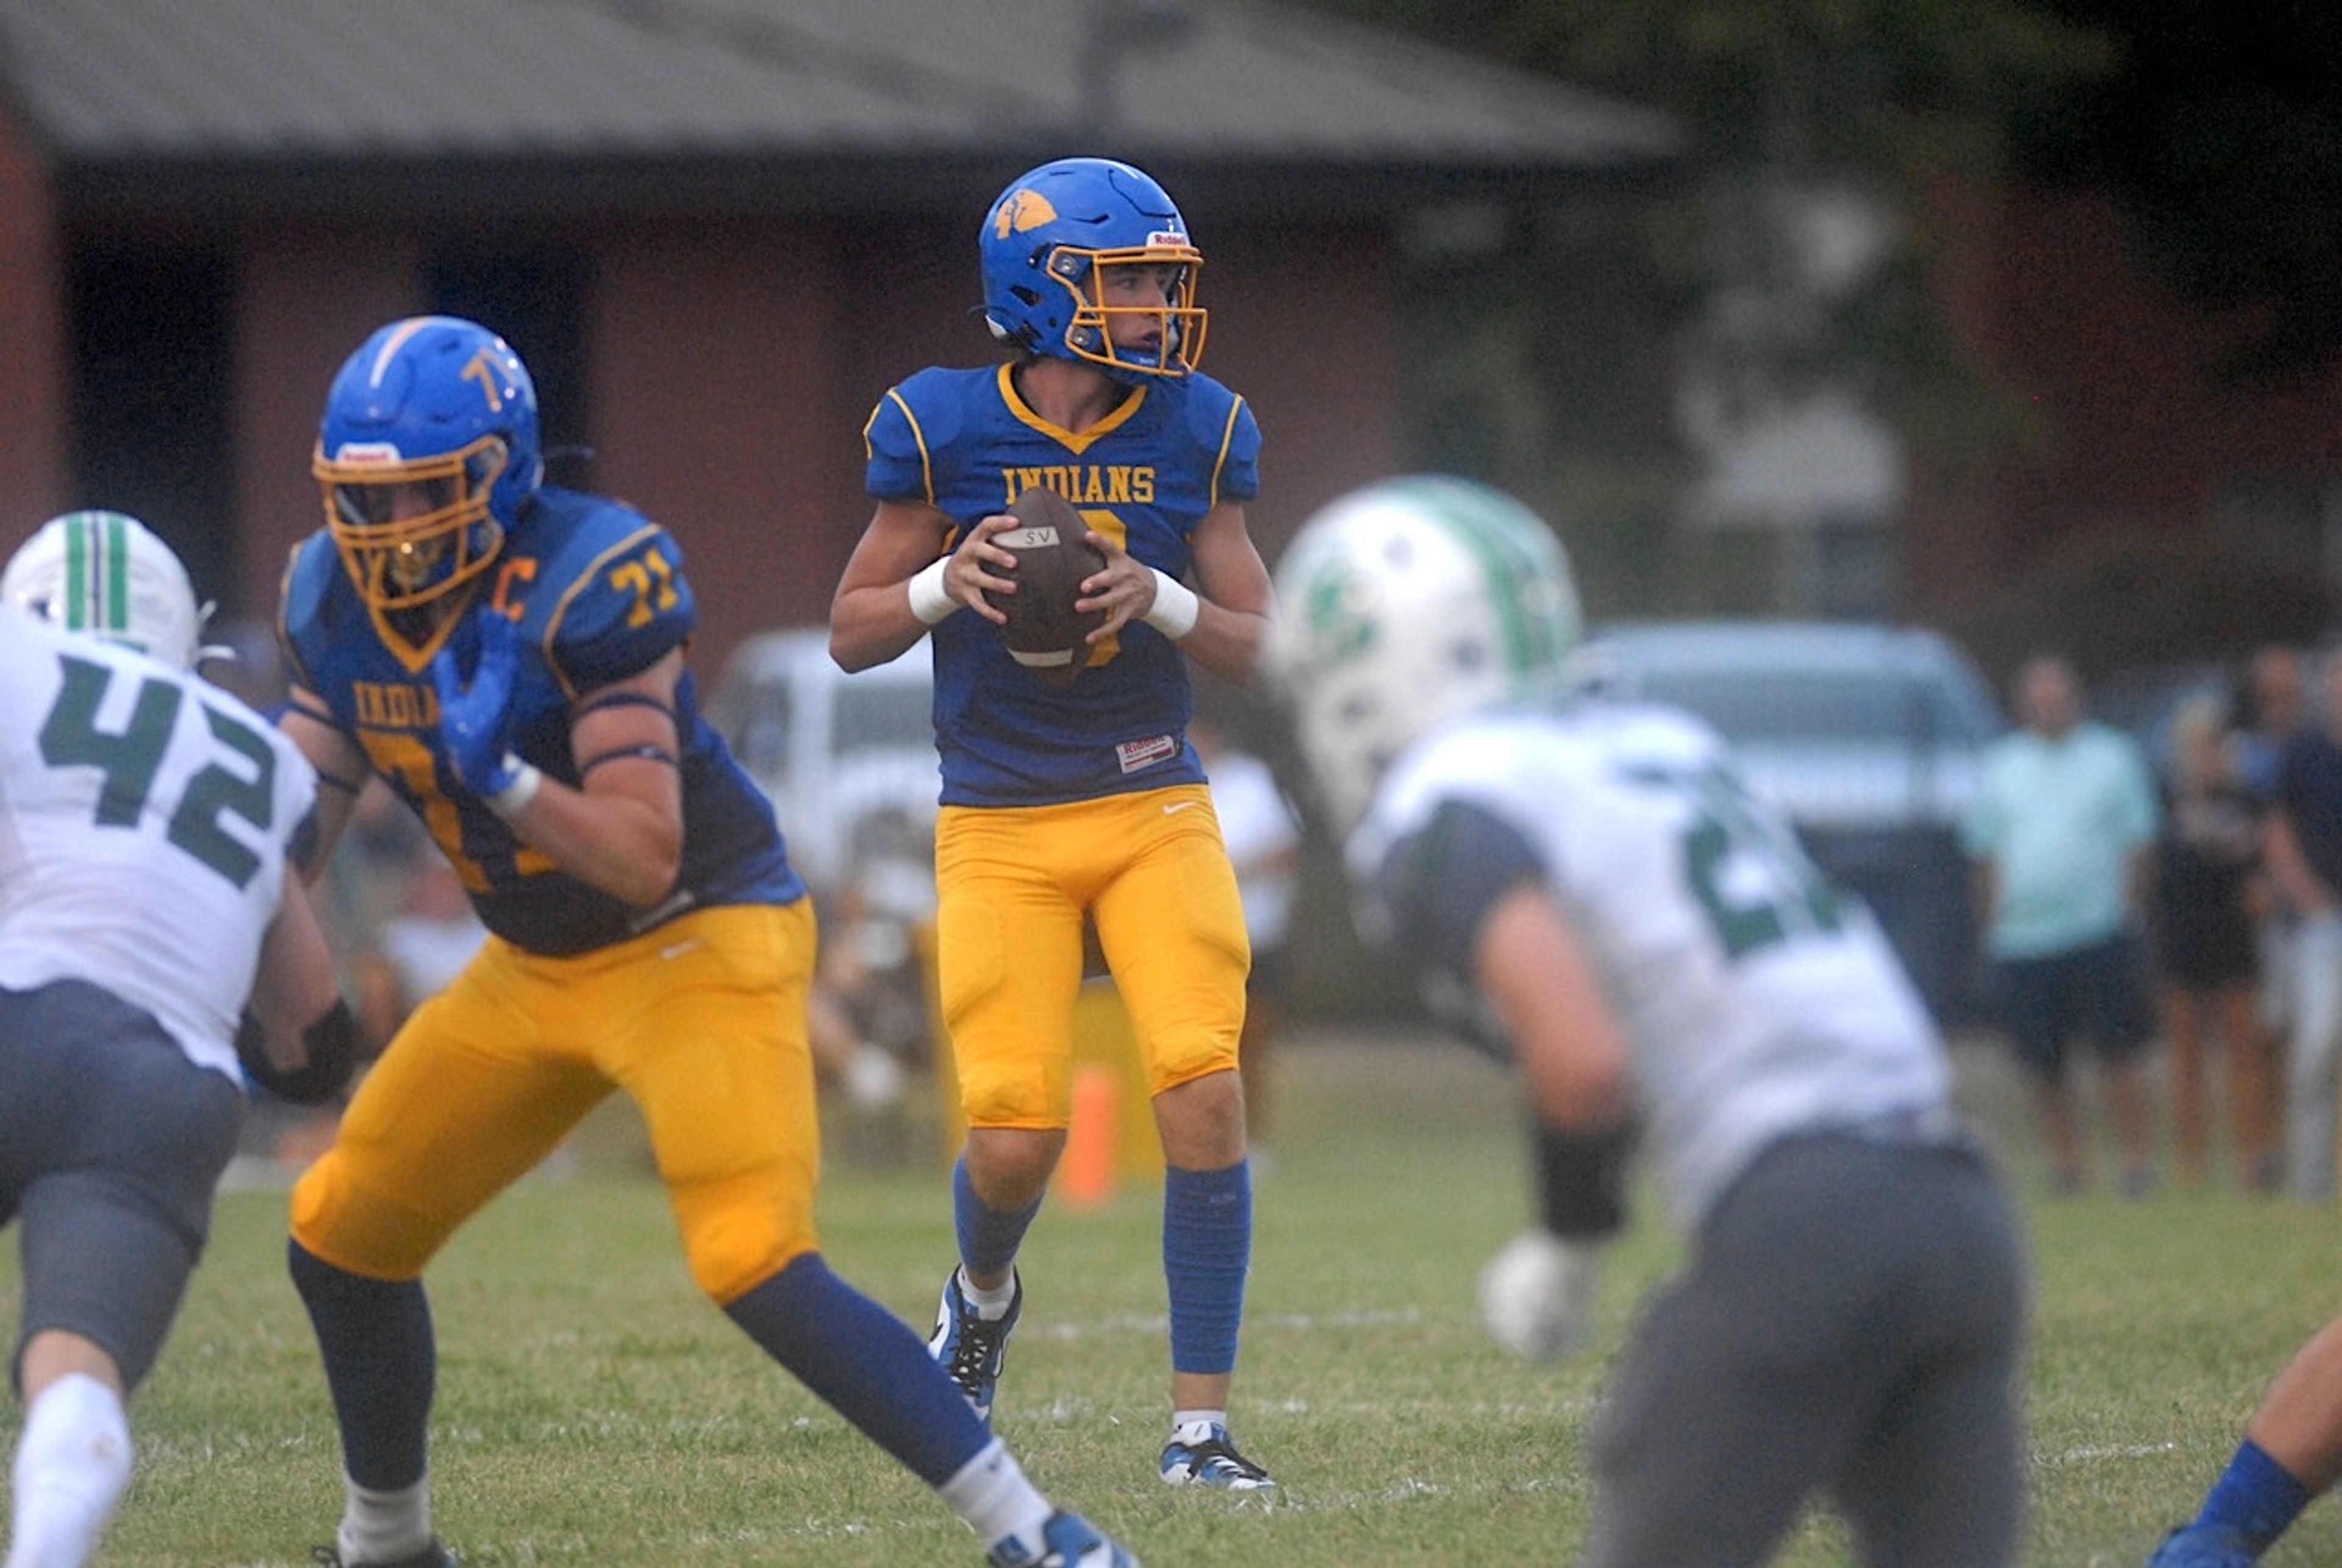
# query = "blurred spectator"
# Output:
<box><xmin>2236</xmin><ymin>643</ymin><xmax>2308</xmax><ymax>800</ymax></box>
<box><xmin>320</xmin><ymin>779</ymin><xmax>438</xmax><ymax>958</ymax></box>
<box><xmin>2265</xmin><ymin>649</ymin><xmax>2342</xmax><ymax>1200</ymax></box>
<box><xmin>1964</xmin><ymin>653</ymin><xmax>2163</xmax><ymax>1197</ymax></box>
<box><xmin>807</xmin><ymin>807</ymin><xmax>936</xmax><ymax>1114</ymax></box>
<box><xmin>1193</xmin><ymin>716</ymin><xmax>1301</xmax><ymax>1147</ymax></box>
<box><xmin>2150</xmin><ymin>690</ymin><xmax>2278</xmax><ymax>1190</ymax></box>
<box><xmin>358</xmin><ymin>856</ymin><xmax>488</xmax><ymax>1044</ymax></box>
<box><xmin>2238</xmin><ymin>643</ymin><xmax>2308</xmax><ymax>1103</ymax></box>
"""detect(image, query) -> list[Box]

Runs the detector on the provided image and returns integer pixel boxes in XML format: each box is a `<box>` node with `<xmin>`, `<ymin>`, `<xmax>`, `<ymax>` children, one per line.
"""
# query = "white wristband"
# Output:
<box><xmin>906</xmin><ymin>557</ymin><xmax>956</xmax><ymax>626</ymax></box>
<box><xmin>1142</xmin><ymin>568</ymin><xmax>1200</xmax><ymax>640</ymax></box>
<box><xmin>487</xmin><ymin>756</ymin><xmax>543</xmax><ymax>818</ymax></box>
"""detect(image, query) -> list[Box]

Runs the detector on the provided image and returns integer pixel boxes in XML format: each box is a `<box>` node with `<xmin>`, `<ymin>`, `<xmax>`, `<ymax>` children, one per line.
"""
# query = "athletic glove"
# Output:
<box><xmin>1477</xmin><ymin>1228</ymin><xmax>1605</xmax><ymax>1361</ymax></box>
<box><xmin>431</xmin><ymin>609</ymin><xmax>540</xmax><ymax>815</ymax></box>
<box><xmin>234</xmin><ymin>999</ymin><xmax>365</xmax><ymax>1106</ymax></box>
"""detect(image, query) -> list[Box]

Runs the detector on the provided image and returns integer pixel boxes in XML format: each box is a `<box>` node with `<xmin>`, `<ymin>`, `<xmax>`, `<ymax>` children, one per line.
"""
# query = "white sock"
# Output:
<box><xmin>338</xmin><ymin>1475</ymin><xmax>432</xmax><ymax>1566</ymax></box>
<box><xmin>958</xmin><ymin>1267</ymin><xmax>1019</xmax><ymax>1320</ymax></box>
<box><xmin>938</xmin><ymin>1437</ymin><xmax>1052</xmax><ymax>1552</ymax></box>
<box><xmin>1172</xmin><ymin>1408</ymin><xmax>1228</xmax><ymax>1440</ymax></box>
<box><xmin>7</xmin><ymin>1372</ymin><xmax>133</xmax><ymax>1568</ymax></box>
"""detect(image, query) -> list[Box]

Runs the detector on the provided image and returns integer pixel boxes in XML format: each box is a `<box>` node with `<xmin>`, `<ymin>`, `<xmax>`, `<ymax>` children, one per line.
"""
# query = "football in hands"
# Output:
<box><xmin>984</xmin><ymin>487</ymin><xmax>1107</xmax><ymax>687</ymax></box>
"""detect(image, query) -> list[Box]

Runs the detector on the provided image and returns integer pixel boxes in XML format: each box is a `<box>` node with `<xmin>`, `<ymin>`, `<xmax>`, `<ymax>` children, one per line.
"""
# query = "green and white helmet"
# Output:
<box><xmin>1266</xmin><ymin>476</ymin><xmax>1582</xmax><ymax>829</ymax></box>
<box><xmin>1</xmin><ymin>509</ymin><xmax>209</xmax><ymax>668</ymax></box>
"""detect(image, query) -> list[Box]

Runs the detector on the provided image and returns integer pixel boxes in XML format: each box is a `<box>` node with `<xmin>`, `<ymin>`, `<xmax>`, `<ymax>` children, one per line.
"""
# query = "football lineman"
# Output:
<box><xmin>274</xmin><ymin>316</ymin><xmax>1134</xmax><ymax>1568</ymax></box>
<box><xmin>829</xmin><ymin>155</ymin><xmax>1279</xmax><ymax>1490</ymax></box>
<box><xmin>1</xmin><ymin>510</ymin><xmax>356</xmax><ymax>1568</ymax></box>
<box><xmin>1265</xmin><ymin>476</ymin><xmax>2029</xmax><ymax>1567</ymax></box>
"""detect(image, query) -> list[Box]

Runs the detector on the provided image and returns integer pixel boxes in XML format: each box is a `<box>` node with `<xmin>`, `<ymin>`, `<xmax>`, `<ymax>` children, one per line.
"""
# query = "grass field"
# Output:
<box><xmin>10</xmin><ymin>1025</ymin><xmax>2342</xmax><ymax>1566</ymax></box>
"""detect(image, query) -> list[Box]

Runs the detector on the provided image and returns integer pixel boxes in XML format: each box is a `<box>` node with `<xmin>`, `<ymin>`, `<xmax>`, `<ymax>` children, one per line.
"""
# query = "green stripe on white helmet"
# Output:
<box><xmin>1266</xmin><ymin>475</ymin><xmax>1581</xmax><ymax>830</ymax></box>
<box><xmin>2</xmin><ymin>509</ymin><xmax>209</xmax><ymax>668</ymax></box>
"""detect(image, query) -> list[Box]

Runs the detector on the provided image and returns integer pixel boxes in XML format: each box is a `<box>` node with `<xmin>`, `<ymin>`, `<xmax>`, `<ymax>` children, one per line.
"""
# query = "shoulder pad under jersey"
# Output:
<box><xmin>1178</xmin><ymin>374</ymin><xmax>1261</xmax><ymax>504</ymax></box>
<box><xmin>865</xmin><ymin>368</ymin><xmax>982</xmax><ymax>505</ymax></box>
<box><xmin>277</xmin><ymin>532</ymin><xmax>357</xmax><ymax>696</ymax></box>
<box><xmin>525</xmin><ymin>492</ymin><xmax>698</xmax><ymax>697</ymax></box>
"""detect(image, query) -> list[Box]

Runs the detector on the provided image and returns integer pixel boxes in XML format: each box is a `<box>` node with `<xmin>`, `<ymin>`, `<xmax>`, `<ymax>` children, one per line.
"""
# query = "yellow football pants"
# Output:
<box><xmin>291</xmin><ymin>900</ymin><xmax>822</xmax><ymax>1305</ymax></box>
<box><xmin>934</xmin><ymin>782</ymin><xmax>1250</xmax><ymax>1128</ymax></box>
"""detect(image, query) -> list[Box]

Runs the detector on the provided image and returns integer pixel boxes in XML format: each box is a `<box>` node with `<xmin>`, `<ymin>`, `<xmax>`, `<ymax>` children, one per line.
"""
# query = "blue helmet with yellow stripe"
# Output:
<box><xmin>311</xmin><ymin>316</ymin><xmax>540</xmax><ymax>657</ymax></box>
<box><xmin>979</xmin><ymin>157</ymin><xmax>1206</xmax><ymax>379</ymax></box>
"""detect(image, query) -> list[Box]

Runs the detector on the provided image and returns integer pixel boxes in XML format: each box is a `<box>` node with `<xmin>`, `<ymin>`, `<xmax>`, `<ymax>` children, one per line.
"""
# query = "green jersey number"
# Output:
<box><xmin>1633</xmin><ymin>761</ymin><xmax>1844</xmax><ymax>960</ymax></box>
<box><xmin>38</xmin><ymin>653</ymin><xmax>277</xmax><ymax>889</ymax></box>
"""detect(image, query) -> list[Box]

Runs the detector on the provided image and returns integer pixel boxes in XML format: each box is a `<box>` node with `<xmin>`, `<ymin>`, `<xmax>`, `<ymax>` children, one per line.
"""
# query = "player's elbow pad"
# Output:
<box><xmin>235</xmin><ymin>998</ymin><xmax>366</xmax><ymax>1107</ymax></box>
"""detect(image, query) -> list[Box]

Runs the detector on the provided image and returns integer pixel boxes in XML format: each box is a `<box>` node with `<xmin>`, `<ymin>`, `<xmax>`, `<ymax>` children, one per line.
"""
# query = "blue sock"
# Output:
<box><xmin>724</xmin><ymin>1253</ymin><xmax>991</xmax><ymax>1487</ymax></box>
<box><xmin>288</xmin><ymin>1240</ymin><xmax>435</xmax><ymax>1491</ymax></box>
<box><xmin>2196</xmin><ymin>1438</ymin><xmax>2311</xmax><ymax>1551</ymax></box>
<box><xmin>1163</xmin><ymin>1159</ymin><xmax>1251</xmax><ymax>1376</ymax></box>
<box><xmin>954</xmin><ymin>1154</ymin><xmax>1042</xmax><ymax>1276</ymax></box>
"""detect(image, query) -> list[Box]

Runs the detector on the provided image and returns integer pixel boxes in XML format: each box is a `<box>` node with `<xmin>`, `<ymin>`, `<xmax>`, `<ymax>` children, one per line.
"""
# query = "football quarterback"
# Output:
<box><xmin>829</xmin><ymin>154</ymin><xmax>1280</xmax><ymax>1492</ymax></box>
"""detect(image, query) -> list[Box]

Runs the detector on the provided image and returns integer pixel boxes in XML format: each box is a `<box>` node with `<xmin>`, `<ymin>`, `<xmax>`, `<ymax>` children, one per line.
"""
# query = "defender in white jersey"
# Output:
<box><xmin>0</xmin><ymin>511</ymin><xmax>357</xmax><ymax>1568</ymax></box>
<box><xmin>1267</xmin><ymin>478</ymin><xmax>2028</xmax><ymax>1568</ymax></box>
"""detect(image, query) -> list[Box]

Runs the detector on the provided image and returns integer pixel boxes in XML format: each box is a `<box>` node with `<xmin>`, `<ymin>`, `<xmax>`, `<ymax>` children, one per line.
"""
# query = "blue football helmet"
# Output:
<box><xmin>312</xmin><ymin>315</ymin><xmax>540</xmax><ymax>665</ymax></box>
<box><xmin>979</xmin><ymin>157</ymin><xmax>1206</xmax><ymax>379</ymax></box>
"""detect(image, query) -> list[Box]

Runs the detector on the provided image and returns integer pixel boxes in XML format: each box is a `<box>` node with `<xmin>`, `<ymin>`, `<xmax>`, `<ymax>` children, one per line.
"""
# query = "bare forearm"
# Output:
<box><xmin>500</xmin><ymin>781</ymin><xmax>681</xmax><ymax>908</ymax></box>
<box><xmin>829</xmin><ymin>580</ymin><xmax>933</xmax><ymax>673</ymax></box>
<box><xmin>1175</xmin><ymin>601</ymin><xmax>1269</xmax><ymax>690</ymax></box>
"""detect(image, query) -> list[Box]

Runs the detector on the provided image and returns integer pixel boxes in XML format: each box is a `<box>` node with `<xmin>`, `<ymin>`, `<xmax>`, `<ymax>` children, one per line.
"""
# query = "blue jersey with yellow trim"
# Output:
<box><xmin>865</xmin><ymin>362</ymin><xmax>1260</xmax><ymax>806</ymax></box>
<box><xmin>279</xmin><ymin>485</ymin><xmax>803</xmax><ymax>954</ymax></box>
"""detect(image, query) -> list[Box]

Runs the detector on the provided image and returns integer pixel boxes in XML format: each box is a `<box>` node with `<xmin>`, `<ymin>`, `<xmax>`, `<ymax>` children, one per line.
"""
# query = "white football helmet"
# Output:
<box><xmin>1265</xmin><ymin>476</ymin><xmax>1583</xmax><ymax>829</ymax></box>
<box><xmin>1</xmin><ymin>509</ymin><xmax>210</xmax><ymax>668</ymax></box>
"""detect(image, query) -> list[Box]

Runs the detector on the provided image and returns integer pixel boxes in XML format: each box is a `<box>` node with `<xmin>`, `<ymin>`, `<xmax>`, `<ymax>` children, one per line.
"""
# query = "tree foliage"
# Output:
<box><xmin>1306</xmin><ymin>0</ymin><xmax>2342</xmax><ymax>390</ymax></box>
<box><xmin>2012</xmin><ymin>0</ymin><xmax>2342</xmax><ymax>385</ymax></box>
<box><xmin>1287</xmin><ymin>0</ymin><xmax>2112</xmax><ymax>618</ymax></box>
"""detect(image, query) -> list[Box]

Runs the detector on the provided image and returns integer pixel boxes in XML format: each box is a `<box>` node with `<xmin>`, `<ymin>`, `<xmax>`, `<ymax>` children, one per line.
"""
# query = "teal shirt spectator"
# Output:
<box><xmin>1963</xmin><ymin>719</ymin><xmax>2160</xmax><ymax>959</ymax></box>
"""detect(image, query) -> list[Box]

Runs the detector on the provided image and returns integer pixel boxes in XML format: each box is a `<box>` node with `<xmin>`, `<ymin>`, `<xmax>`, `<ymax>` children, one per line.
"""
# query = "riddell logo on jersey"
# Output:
<box><xmin>1117</xmin><ymin>734</ymin><xmax>1178</xmax><ymax>773</ymax></box>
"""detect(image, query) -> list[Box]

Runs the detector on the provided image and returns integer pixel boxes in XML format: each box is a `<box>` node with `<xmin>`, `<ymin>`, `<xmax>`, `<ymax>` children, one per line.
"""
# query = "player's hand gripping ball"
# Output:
<box><xmin>1478</xmin><ymin>1228</ymin><xmax>1605</xmax><ymax>1361</ymax></box>
<box><xmin>984</xmin><ymin>487</ymin><xmax>1106</xmax><ymax>689</ymax></box>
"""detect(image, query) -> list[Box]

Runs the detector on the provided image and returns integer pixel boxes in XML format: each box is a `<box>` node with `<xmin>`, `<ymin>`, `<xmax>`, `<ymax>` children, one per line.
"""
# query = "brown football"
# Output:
<box><xmin>984</xmin><ymin>487</ymin><xmax>1107</xmax><ymax>687</ymax></box>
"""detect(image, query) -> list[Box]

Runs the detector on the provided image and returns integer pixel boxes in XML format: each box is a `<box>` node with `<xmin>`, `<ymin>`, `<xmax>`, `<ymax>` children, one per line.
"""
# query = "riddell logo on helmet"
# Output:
<box><xmin>333</xmin><ymin>443</ymin><xmax>404</xmax><ymax>466</ymax></box>
<box><xmin>1147</xmin><ymin>230</ymin><xmax>1187</xmax><ymax>246</ymax></box>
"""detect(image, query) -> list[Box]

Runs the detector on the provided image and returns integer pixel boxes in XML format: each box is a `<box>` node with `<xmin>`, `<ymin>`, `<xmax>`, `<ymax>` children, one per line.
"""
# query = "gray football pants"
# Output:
<box><xmin>1580</xmin><ymin>1130</ymin><xmax>2029</xmax><ymax>1568</ymax></box>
